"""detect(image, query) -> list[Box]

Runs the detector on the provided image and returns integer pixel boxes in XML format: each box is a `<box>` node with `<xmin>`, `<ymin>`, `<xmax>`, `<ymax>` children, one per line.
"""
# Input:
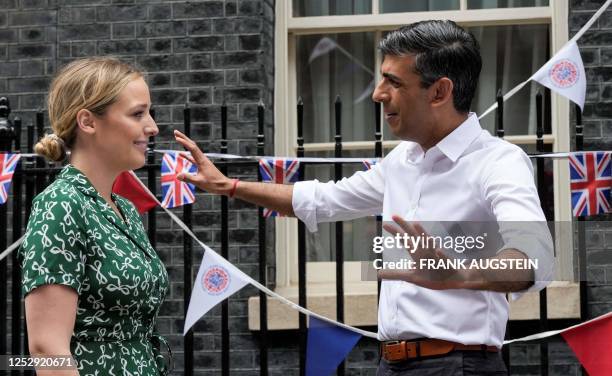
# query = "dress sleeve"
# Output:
<box><xmin>20</xmin><ymin>189</ymin><xmax>88</xmax><ymax>296</ymax></box>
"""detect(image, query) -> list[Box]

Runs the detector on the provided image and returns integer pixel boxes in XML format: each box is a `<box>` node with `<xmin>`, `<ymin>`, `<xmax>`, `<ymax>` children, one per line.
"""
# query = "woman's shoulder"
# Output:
<box><xmin>29</xmin><ymin>177</ymin><xmax>89</xmax><ymax>223</ymax></box>
<box><xmin>34</xmin><ymin>176</ymin><xmax>79</xmax><ymax>201</ymax></box>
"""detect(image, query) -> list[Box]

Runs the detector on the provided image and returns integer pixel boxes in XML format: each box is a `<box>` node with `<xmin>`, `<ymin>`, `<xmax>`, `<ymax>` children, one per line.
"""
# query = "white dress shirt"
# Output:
<box><xmin>292</xmin><ymin>114</ymin><xmax>553</xmax><ymax>347</ymax></box>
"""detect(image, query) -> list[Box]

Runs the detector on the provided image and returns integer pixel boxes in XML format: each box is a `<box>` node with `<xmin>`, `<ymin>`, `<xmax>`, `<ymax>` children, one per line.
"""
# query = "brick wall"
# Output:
<box><xmin>573</xmin><ymin>0</ymin><xmax>612</xmax><ymax>354</ymax></box>
<box><xmin>572</xmin><ymin>0</ymin><xmax>612</xmax><ymax>319</ymax></box>
<box><xmin>2</xmin><ymin>0</ymin><xmax>611</xmax><ymax>375</ymax></box>
<box><xmin>507</xmin><ymin>1</ymin><xmax>612</xmax><ymax>375</ymax></box>
<box><xmin>1</xmin><ymin>0</ymin><xmax>279</xmax><ymax>374</ymax></box>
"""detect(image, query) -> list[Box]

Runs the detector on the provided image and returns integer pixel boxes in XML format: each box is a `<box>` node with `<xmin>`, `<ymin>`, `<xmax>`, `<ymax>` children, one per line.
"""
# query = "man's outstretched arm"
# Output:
<box><xmin>174</xmin><ymin>130</ymin><xmax>295</xmax><ymax>216</ymax></box>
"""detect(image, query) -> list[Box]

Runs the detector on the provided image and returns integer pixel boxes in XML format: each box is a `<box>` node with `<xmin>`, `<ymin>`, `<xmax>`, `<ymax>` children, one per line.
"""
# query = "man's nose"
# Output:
<box><xmin>372</xmin><ymin>81</ymin><xmax>388</xmax><ymax>103</ymax></box>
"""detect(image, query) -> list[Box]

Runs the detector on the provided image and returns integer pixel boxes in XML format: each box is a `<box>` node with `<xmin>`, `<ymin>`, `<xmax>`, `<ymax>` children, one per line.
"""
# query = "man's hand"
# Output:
<box><xmin>378</xmin><ymin>215</ymin><xmax>534</xmax><ymax>292</ymax></box>
<box><xmin>379</xmin><ymin>215</ymin><xmax>487</xmax><ymax>290</ymax></box>
<box><xmin>174</xmin><ymin>129</ymin><xmax>295</xmax><ymax>214</ymax></box>
<box><xmin>174</xmin><ymin>130</ymin><xmax>234</xmax><ymax>195</ymax></box>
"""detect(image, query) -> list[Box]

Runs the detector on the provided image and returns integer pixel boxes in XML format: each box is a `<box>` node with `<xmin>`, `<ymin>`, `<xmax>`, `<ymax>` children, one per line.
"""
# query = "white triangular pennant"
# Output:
<box><xmin>531</xmin><ymin>41</ymin><xmax>586</xmax><ymax>110</ymax></box>
<box><xmin>183</xmin><ymin>245</ymin><xmax>252</xmax><ymax>335</ymax></box>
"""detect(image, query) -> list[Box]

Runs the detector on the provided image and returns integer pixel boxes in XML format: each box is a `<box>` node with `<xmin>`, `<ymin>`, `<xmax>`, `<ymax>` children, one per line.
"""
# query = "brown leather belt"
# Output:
<box><xmin>381</xmin><ymin>339</ymin><xmax>499</xmax><ymax>362</ymax></box>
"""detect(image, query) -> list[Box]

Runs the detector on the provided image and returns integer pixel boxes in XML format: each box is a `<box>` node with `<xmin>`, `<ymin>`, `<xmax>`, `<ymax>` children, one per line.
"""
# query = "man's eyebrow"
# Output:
<box><xmin>382</xmin><ymin>72</ymin><xmax>402</xmax><ymax>83</ymax></box>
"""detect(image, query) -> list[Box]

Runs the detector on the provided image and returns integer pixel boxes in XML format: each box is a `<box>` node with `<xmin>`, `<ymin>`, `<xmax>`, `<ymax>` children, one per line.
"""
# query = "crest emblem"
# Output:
<box><xmin>549</xmin><ymin>59</ymin><xmax>579</xmax><ymax>88</ymax></box>
<box><xmin>202</xmin><ymin>265</ymin><xmax>231</xmax><ymax>295</ymax></box>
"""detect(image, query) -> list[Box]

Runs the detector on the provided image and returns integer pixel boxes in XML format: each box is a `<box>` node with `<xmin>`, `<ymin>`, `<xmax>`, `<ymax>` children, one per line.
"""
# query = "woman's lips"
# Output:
<box><xmin>133</xmin><ymin>141</ymin><xmax>148</xmax><ymax>153</ymax></box>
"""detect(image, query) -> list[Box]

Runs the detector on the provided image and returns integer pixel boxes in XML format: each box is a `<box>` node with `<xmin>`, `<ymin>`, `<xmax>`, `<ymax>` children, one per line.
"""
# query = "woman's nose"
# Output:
<box><xmin>146</xmin><ymin>117</ymin><xmax>159</xmax><ymax>137</ymax></box>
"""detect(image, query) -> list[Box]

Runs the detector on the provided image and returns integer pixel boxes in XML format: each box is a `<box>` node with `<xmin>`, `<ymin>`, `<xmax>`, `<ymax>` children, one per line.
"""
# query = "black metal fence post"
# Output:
<box><xmin>496</xmin><ymin>90</ymin><xmax>505</xmax><ymax>139</ymax></box>
<box><xmin>296</xmin><ymin>98</ymin><xmax>307</xmax><ymax>376</ymax></box>
<box><xmin>11</xmin><ymin>116</ymin><xmax>22</xmax><ymax>376</ymax></box>
<box><xmin>375</xmin><ymin>102</ymin><xmax>382</xmax><ymax>301</ymax></box>
<box><xmin>496</xmin><ymin>90</ymin><xmax>511</xmax><ymax>371</ymax></box>
<box><xmin>0</xmin><ymin>97</ymin><xmax>15</xmax><ymax>376</ymax></box>
<box><xmin>333</xmin><ymin>96</ymin><xmax>345</xmax><ymax>376</ymax></box>
<box><xmin>575</xmin><ymin>104</ymin><xmax>588</xmax><ymax>376</ymax></box>
<box><xmin>256</xmin><ymin>100</ymin><xmax>269</xmax><ymax>376</ymax></box>
<box><xmin>146</xmin><ymin>110</ymin><xmax>160</xmax><ymax>366</ymax></box>
<box><xmin>147</xmin><ymin>109</ymin><xmax>157</xmax><ymax>250</ymax></box>
<box><xmin>23</xmin><ymin>124</ymin><xmax>35</xmax><ymax>374</ymax></box>
<box><xmin>535</xmin><ymin>91</ymin><xmax>549</xmax><ymax>376</ymax></box>
<box><xmin>34</xmin><ymin>111</ymin><xmax>46</xmax><ymax>195</ymax></box>
<box><xmin>220</xmin><ymin>101</ymin><xmax>230</xmax><ymax>376</ymax></box>
<box><xmin>11</xmin><ymin>115</ymin><xmax>23</xmax><ymax>376</ymax></box>
<box><xmin>182</xmin><ymin>104</ymin><xmax>194</xmax><ymax>376</ymax></box>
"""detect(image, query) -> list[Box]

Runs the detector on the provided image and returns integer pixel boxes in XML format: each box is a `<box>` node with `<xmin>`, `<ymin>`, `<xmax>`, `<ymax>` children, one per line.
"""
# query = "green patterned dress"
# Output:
<box><xmin>20</xmin><ymin>165</ymin><xmax>170</xmax><ymax>376</ymax></box>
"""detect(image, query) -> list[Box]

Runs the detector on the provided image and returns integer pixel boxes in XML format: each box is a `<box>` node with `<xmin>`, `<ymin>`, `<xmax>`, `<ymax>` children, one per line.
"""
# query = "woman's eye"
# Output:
<box><xmin>133</xmin><ymin>112</ymin><xmax>144</xmax><ymax>118</ymax></box>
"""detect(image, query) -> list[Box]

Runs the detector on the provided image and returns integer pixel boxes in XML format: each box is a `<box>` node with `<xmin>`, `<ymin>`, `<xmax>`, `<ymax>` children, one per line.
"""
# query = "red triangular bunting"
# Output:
<box><xmin>561</xmin><ymin>314</ymin><xmax>612</xmax><ymax>376</ymax></box>
<box><xmin>112</xmin><ymin>171</ymin><xmax>158</xmax><ymax>214</ymax></box>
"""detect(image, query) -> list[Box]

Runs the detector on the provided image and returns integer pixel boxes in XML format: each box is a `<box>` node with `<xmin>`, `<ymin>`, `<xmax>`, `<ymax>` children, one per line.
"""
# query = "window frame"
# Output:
<box><xmin>273</xmin><ymin>0</ymin><xmax>573</xmax><ymax>293</ymax></box>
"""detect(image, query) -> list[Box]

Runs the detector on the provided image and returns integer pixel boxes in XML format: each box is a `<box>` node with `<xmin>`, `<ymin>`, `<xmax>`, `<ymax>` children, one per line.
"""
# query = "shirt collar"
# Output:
<box><xmin>403</xmin><ymin>113</ymin><xmax>482</xmax><ymax>164</ymax></box>
<box><xmin>434</xmin><ymin>113</ymin><xmax>482</xmax><ymax>163</ymax></box>
<box><xmin>57</xmin><ymin>164</ymin><xmax>127</xmax><ymax>217</ymax></box>
<box><xmin>56</xmin><ymin>164</ymin><xmax>100</xmax><ymax>198</ymax></box>
<box><xmin>58</xmin><ymin>164</ymin><xmax>123</xmax><ymax>201</ymax></box>
<box><xmin>57</xmin><ymin>164</ymin><xmax>154</xmax><ymax>257</ymax></box>
<box><xmin>57</xmin><ymin>164</ymin><xmax>125</xmax><ymax>224</ymax></box>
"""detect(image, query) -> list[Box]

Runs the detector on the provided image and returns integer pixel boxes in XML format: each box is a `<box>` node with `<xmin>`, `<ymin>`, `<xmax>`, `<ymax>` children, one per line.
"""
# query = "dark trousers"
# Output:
<box><xmin>377</xmin><ymin>351</ymin><xmax>508</xmax><ymax>376</ymax></box>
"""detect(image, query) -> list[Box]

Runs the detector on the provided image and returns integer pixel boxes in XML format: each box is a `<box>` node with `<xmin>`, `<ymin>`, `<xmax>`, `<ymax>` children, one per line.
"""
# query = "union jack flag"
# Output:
<box><xmin>0</xmin><ymin>153</ymin><xmax>20</xmax><ymax>205</ymax></box>
<box><xmin>258</xmin><ymin>158</ymin><xmax>300</xmax><ymax>217</ymax></box>
<box><xmin>569</xmin><ymin>151</ymin><xmax>611</xmax><ymax>217</ymax></box>
<box><xmin>161</xmin><ymin>152</ymin><xmax>197</xmax><ymax>209</ymax></box>
<box><xmin>362</xmin><ymin>159</ymin><xmax>377</xmax><ymax>171</ymax></box>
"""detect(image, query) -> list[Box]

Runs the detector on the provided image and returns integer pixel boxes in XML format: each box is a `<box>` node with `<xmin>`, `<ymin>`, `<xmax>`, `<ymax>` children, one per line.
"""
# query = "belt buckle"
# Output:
<box><xmin>382</xmin><ymin>340</ymin><xmax>410</xmax><ymax>363</ymax></box>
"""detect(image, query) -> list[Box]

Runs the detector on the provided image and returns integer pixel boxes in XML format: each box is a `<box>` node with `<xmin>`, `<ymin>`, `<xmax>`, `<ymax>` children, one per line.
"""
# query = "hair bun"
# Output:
<box><xmin>34</xmin><ymin>134</ymin><xmax>67</xmax><ymax>162</ymax></box>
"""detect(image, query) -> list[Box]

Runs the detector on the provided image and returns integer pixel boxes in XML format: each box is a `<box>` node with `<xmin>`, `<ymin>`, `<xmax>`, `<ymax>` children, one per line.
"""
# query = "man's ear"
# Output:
<box><xmin>430</xmin><ymin>78</ymin><xmax>454</xmax><ymax>108</ymax></box>
<box><xmin>75</xmin><ymin>109</ymin><xmax>96</xmax><ymax>135</ymax></box>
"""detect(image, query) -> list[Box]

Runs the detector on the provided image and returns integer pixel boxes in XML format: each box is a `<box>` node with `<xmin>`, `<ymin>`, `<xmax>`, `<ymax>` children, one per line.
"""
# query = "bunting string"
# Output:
<box><xmin>9</xmin><ymin>150</ymin><xmax>611</xmax><ymax>164</ymax></box>
<box><xmin>162</xmin><ymin>206</ymin><xmax>378</xmax><ymax>338</ymax></box>
<box><xmin>2</xmin><ymin>0</ymin><xmax>611</xmax><ymax>348</ymax></box>
<box><xmin>0</xmin><ymin>235</ymin><xmax>24</xmax><ymax>263</ymax></box>
<box><xmin>503</xmin><ymin>311</ymin><xmax>612</xmax><ymax>345</ymax></box>
<box><xmin>570</xmin><ymin>0</ymin><xmax>612</xmax><ymax>44</ymax></box>
<box><xmin>478</xmin><ymin>0</ymin><xmax>612</xmax><ymax>120</ymax></box>
<box><xmin>1</xmin><ymin>149</ymin><xmax>609</xmax><ymax>260</ymax></box>
<box><xmin>1</xmin><ymin>172</ymin><xmax>610</xmax><ymax>343</ymax></box>
<box><xmin>173</xmin><ymin>150</ymin><xmax>611</xmax><ymax>161</ymax></box>
<box><xmin>126</xmin><ymin>170</ymin><xmax>378</xmax><ymax>338</ymax></box>
<box><xmin>127</xmin><ymin>172</ymin><xmax>612</xmax><ymax>342</ymax></box>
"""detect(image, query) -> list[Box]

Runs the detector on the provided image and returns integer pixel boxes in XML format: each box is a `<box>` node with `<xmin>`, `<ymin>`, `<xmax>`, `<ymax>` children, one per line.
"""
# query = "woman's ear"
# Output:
<box><xmin>430</xmin><ymin>77</ymin><xmax>454</xmax><ymax>108</ymax></box>
<box><xmin>76</xmin><ymin>109</ymin><xmax>96</xmax><ymax>135</ymax></box>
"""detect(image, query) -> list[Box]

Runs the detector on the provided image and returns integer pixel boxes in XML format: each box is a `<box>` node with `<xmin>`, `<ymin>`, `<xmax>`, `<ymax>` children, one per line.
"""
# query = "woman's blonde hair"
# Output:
<box><xmin>35</xmin><ymin>57</ymin><xmax>143</xmax><ymax>161</ymax></box>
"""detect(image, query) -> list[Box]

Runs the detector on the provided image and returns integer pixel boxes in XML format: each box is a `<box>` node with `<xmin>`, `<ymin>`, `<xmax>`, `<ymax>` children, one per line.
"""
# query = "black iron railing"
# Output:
<box><xmin>0</xmin><ymin>92</ymin><xmax>588</xmax><ymax>375</ymax></box>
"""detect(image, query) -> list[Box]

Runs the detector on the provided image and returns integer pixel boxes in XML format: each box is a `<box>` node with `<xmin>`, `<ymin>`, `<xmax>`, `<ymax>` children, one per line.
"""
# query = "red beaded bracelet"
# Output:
<box><xmin>228</xmin><ymin>179</ymin><xmax>239</xmax><ymax>198</ymax></box>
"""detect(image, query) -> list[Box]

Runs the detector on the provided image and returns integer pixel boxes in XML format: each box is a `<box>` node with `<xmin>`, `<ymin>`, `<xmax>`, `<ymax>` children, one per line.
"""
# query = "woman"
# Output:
<box><xmin>19</xmin><ymin>57</ymin><xmax>169</xmax><ymax>376</ymax></box>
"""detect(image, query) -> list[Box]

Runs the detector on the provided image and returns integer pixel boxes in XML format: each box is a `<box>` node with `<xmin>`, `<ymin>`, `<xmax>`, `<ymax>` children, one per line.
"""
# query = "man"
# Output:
<box><xmin>174</xmin><ymin>20</ymin><xmax>552</xmax><ymax>375</ymax></box>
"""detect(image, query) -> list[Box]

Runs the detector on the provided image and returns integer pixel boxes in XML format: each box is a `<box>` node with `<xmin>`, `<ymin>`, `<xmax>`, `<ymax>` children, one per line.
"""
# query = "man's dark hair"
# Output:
<box><xmin>379</xmin><ymin>20</ymin><xmax>482</xmax><ymax>113</ymax></box>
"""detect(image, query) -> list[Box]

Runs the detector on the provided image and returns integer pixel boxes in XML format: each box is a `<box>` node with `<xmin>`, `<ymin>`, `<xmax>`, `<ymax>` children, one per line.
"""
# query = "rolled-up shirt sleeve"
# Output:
<box><xmin>292</xmin><ymin>162</ymin><xmax>385</xmax><ymax>233</ymax></box>
<box><xmin>483</xmin><ymin>146</ymin><xmax>554</xmax><ymax>296</ymax></box>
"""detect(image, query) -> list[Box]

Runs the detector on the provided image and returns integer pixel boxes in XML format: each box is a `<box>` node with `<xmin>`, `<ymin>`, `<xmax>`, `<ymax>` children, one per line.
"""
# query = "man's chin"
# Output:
<box><xmin>386</xmin><ymin>128</ymin><xmax>412</xmax><ymax>142</ymax></box>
